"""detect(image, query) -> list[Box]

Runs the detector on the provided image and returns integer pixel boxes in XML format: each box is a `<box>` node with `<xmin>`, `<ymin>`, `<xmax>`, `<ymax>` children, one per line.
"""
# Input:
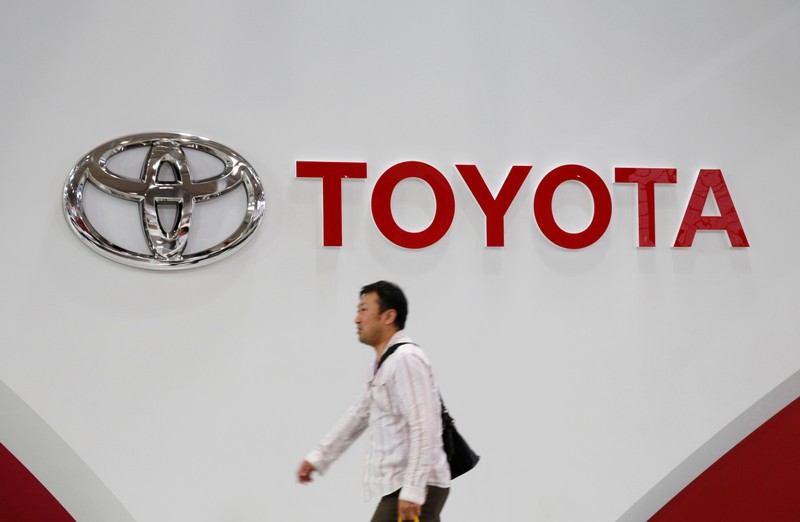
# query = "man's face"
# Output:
<box><xmin>355</xmin><ymin>292</ymin><xmax>392</xmax><ymax>347</ymax></box>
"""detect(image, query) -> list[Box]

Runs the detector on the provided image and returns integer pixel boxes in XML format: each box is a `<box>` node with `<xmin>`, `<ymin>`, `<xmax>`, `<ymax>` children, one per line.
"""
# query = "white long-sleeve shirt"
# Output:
<box><xmin>305</xmin><ymin>331</ymin><xmax>451</xmax><ymax>505</ymax></box>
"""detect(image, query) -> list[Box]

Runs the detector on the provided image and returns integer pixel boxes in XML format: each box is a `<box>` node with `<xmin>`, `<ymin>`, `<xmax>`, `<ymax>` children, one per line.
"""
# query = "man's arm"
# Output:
<box><xmin>299</xmin><ymin>390</ymin><xmax>370</xmax><ymax>480</ymax></box>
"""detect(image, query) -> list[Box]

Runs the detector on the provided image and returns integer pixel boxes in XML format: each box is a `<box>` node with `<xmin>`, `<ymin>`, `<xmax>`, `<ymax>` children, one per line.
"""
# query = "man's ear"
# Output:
<box><xmin>382</xmin><ymin>308</ymin><xmax>397</xmax><ymax>326</ymax></box>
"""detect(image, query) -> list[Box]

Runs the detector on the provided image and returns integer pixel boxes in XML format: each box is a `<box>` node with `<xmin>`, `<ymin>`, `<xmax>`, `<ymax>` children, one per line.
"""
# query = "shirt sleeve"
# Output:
<box><xmin>305</xmin><ymin>390</ymin><xmax>370</xmax><ymax>475</ymax></box>
<box><xmin>391</xmin><ymin>352</ymin><xmax>438</xmax><ymax>505</ymax></box>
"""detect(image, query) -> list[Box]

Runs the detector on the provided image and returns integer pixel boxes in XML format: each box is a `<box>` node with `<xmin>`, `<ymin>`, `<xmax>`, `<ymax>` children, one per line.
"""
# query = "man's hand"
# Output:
<box><xmin>398</xmin><ymin>499</ymin><xmax>421</xmax><ymax>520</ymax></box>
<box><xmin>296</xmin><ymin>460</ymin><xmax>316</xmax><ymax>484</ymax></box>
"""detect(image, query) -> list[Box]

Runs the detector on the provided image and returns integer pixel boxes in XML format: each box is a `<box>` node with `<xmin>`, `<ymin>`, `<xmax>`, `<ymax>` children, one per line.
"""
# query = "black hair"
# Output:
<box><xmin>360</xmin><ymin>280</ymin><xmax>408</xmax><ymax>330</ymax></box>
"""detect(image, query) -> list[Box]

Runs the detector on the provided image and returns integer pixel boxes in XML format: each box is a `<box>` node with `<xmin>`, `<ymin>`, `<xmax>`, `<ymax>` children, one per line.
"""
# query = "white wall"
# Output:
<box><xmin>1</xmin><ymin>1</ymin><xmax>799</xmax><ymax>520</ymax></box>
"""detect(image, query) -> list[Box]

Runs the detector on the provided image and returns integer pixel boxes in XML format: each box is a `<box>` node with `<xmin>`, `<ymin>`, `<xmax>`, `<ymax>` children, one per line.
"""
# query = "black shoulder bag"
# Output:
<box><xmin>378</xmin><ymin>343</ymin><xmax>480</xmax><ymax>479</ymax></box>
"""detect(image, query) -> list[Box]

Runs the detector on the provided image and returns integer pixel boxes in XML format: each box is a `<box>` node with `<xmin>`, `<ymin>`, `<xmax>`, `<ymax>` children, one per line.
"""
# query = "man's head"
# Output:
<box><xmin>355</xmin><ymin>281</ymin><xmax>408</xmax><ymax>347</ymax></box>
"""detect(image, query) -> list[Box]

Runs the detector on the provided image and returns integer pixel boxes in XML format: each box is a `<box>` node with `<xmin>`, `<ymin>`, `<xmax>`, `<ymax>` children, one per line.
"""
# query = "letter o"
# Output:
<box><xmin>533</xmin><ymin>164</ymin><xmax>612</xmax><ymax>249</ymax></box>
<box><xmin>371</xmin><ymin>161</ymin><xmax>455</xmax><ymax>249</ymax></box>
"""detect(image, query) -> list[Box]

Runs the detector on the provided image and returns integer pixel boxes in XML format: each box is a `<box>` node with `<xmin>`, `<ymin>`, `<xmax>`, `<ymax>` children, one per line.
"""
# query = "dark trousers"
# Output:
<box><xmin>370</xmin><ymin>486</ymin><xmax>449</xmax><ymax>522</ymax></box>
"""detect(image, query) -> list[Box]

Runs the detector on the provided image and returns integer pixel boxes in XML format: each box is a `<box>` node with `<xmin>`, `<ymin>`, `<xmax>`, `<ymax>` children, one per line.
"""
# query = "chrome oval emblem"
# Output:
<box><xmin>63</xmin><ymin>133</ymin><xmax>265</xmax><ymax>269</ymax></box>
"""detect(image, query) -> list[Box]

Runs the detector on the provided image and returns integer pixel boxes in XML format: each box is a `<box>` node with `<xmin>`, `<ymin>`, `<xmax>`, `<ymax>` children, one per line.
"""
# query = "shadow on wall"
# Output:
<box><xmin>618</xmin><ymin>369</ymin><xmax>800</xmax><ymax>521</ymax></box>
<box><xmin>0</xmin><ymin>380</ymin><xmax>135</xmax><ymax>522</ymax></box>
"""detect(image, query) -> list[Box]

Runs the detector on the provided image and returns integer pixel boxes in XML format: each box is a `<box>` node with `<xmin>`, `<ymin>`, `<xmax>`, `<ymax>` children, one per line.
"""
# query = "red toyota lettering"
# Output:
<box><xmin>371</xmin><ymin>161</ymin><xmax>455</xmax><ymax>249</ymax></box>
<box><xmin>296</xmin><ymin>161</ymin><xmax>367</xmax><ymax>246</ymax></box>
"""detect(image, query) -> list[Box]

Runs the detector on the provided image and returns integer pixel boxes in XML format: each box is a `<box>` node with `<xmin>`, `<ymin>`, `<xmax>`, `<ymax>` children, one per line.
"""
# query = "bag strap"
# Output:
<box><xmin>439</xmin><ymin>393</ymin><xmax>454</xmax><ymax>427</ymax></box>
<box><xmin>376</xmin><ymin>342</ymin><xmax>453</xmax><ymax>425</ymax></box>
<box><xmin>376</xmin><ymin>342</ymin><xmax>411</xmax><ymax>371</ymax></box>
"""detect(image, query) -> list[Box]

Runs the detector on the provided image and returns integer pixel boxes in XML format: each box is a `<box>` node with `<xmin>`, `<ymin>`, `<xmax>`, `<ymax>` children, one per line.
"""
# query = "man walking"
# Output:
<box><xmin>297</xmin><ymin>281</ymin><xmax>451</xmax><ymax>521</ymax></box>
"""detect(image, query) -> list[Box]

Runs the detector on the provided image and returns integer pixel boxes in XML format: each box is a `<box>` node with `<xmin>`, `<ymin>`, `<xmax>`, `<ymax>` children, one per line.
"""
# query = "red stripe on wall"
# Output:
<box><xmin>0</xmin><ymin>443</ymin><xmax>75</xmax><ymax>522</ymax></box>
<box><xmin>650</xmin><ymin>396</ymin><xmax>800</xmax><ymax>521</ymax></box>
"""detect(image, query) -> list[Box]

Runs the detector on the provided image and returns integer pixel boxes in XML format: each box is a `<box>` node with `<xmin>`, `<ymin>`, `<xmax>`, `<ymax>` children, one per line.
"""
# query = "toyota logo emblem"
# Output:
<box><xmin>63</xmin><ymin>133</ymin><xmax>265</xmax><ymax>269</ymax></box>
